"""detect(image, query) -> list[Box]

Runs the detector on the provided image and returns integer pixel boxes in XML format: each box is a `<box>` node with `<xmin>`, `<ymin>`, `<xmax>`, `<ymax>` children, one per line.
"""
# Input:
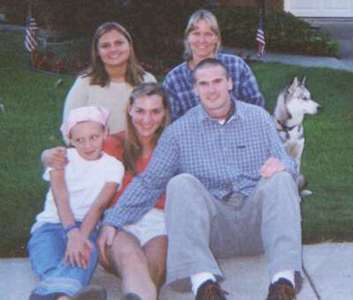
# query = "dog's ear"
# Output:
<box><xmin>300</xmin><ymin>76</ymin><xmax>306</xmax><ymax>86</ymax></box>
<box><xmin>288</xmin><ymin>77</ymin><xmax>299</xmax><ymax>94</ymax></box>
<box><xmin>292</xmin><ymin>77</ymin><xmax>299</xmax><ymax>85</ymax></box>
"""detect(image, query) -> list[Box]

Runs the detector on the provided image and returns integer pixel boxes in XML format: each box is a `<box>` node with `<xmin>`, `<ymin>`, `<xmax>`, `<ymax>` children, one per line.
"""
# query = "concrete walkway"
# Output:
<box><xmin>252</xmin><ymin>50</ymin><xmax>353</xmax><ymax>72</ymax></box>
<box><xmin>230</xmin><ymin>18</ymin><xmax>353</xmax><ymax>73</ymax></box>
<box><xmin>1</xmin><ymin>243</ymin><xmax>353</xmax><ymax>300</ymax></box>
<box><xmin>225</xmin><ymin>47</ymin><xmax>353</xmax><ymax>73</ymax></box>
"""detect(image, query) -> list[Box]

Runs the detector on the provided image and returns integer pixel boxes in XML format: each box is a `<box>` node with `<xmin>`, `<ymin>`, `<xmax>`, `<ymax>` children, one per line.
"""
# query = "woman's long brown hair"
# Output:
<box><xmin>83</xmin><ymin>22</ymin><xmax>145</xmax><ymax>87</ymax></box>
<box><xmin>123</xmin><ymin>82</ymin><xmax>171</xmax><ymax>175</ymax></box>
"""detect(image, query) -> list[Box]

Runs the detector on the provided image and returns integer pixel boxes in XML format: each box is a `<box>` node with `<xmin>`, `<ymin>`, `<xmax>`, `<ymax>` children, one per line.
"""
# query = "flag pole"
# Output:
<box><xmin>28</xmin><ymin>0</ymin><xmax>32</xmax><ymax>17</ymax></box>
<box><xmin>255</xmin><ymin>0</ymin><xmax>266</xmax><ymax>57</ymax></box>
<box><xmin>257</xmin><ymin>0</ymin><xmax>266</xmax><ymax>17</ymax></box>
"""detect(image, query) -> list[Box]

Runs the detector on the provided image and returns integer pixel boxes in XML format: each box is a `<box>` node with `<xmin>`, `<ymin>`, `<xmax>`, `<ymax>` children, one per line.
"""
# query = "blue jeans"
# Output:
<box><xmin>27</xmin><ymin>222</ymin><xmax>99</xmax><ymax>298</ymax></box>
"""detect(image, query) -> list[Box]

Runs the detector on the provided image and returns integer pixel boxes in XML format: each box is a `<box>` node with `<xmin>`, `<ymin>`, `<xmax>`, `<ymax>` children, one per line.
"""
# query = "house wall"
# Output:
<box><xmin>218</xmin><ymin>0</ymin><xmax>284</xmax><ymax>10</ymax></box>
<box><xmin>284</xmin><ymin>0</ymin><xmax>353</xmax><ymax>18</ymax></box>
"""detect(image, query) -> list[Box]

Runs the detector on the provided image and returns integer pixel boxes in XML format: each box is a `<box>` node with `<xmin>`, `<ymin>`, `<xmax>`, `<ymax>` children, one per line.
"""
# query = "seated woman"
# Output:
<box><xmin>42</xmin><ymin>83</ymin><xmax>170</xmax><ymax>300</ymax></box>
<box><xmin>63</xmin><ymin>22</ymin><xmax>156</xmax><ymax>138</ymax></box>
<box><xmin>163</xmin><ymin>9</ymin><xmax>265</xmax><ymax>121</ymax></box>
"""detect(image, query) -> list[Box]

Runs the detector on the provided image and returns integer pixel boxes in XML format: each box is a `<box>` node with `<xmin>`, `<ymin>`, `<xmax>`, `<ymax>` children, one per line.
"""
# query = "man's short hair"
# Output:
<box><xmin>192</xmin><ymin>58</ymin><xmax>229</xmax><ymax>84</ymax></box>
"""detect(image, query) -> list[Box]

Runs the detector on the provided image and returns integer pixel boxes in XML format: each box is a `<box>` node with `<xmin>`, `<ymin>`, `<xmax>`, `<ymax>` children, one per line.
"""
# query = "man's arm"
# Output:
<box><xmin>103</xmin><ymin>126</ymin><xmax>180</xmax><ymax>229</ymax></box>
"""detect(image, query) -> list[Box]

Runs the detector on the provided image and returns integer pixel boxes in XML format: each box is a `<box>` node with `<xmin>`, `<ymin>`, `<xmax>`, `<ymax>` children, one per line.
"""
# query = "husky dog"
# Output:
<box><xmin>273</xmin><ymin>77</ymin><xmax>321</xmax><ymax>196</ymax></box>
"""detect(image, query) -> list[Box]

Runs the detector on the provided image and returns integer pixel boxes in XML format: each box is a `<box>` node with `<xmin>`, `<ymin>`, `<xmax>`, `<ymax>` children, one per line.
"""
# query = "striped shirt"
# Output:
<box><xmin>103</xmin><ymin>100</ymin><xmax>296</xmax><ymax>229</ymax></box>
<box><xmin>163</xmin><ymin>53</ymin><xmax>265</xmax><ymax>121</ymax></box>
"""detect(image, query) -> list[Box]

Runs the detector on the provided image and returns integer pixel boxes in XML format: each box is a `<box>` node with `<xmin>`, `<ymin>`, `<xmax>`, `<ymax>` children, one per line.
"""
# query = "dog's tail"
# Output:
<box><xmin>297</xmin><ymin>174</ymin><xmax>313</xmax><ymax>198</ymax></box>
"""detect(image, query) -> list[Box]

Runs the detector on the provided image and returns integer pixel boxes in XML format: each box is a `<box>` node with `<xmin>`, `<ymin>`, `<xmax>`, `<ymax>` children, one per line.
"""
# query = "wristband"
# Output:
<box><xmin>64</xmin><ymin>224</ymin><xmax>79</xmax><ymax>235</ymax></box>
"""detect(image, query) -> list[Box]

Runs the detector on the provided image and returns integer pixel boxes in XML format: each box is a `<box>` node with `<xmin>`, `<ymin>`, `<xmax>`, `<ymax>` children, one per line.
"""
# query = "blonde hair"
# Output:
<box><xmin>84</xmin><ymin>22</ymin><xmax>145</xmax><ymax>87</ymax></box>
<box><xmin>184</xmin><ymin>9</ymin><xmax>222</xmax><ymax>61</ymax></box>
<box><xmin>123</xmin><ymin>83</ymin><xmax>171</xmax><ymax>174</ymax></box>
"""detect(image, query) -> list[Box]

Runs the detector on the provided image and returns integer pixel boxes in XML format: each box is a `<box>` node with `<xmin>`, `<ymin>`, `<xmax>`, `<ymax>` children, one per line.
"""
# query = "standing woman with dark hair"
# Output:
<box><xmin>163</xmin><ymin>9</ymin><xmax>265</xmax><ymax>121</ymax></box>
<box><xmin>63</xmin><ymin>22</ymin><xmax>156</xmax><ymax>136</ymax></box>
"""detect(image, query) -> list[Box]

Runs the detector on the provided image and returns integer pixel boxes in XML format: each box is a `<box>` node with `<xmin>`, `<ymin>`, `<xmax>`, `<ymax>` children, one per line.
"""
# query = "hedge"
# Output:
<box><xmin>213</xmin><ymin>7</ymin><xmax>339</xmax><ymax>57</ymax></box>
<box><xmin>1</xmin><ymin>2</ymin><xmax>339</xmax><ymax>76</ymax></box>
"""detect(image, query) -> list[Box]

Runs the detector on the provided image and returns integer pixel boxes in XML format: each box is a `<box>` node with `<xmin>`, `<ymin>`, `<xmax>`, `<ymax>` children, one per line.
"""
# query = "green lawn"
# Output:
<box><xmin>1</xmin><ymin>31</ymin><xmax>353</xmax><ymax>257</ymax></box>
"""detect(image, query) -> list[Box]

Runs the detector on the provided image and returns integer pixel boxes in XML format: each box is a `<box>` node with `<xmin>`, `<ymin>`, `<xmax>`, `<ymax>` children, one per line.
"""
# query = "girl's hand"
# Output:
<box><xmin>97</xmin><ymin>225</ymin><xmax>117</xmax><ymax>268</ymax></box>
<box><xmin>42</xmin><ymin>147</ymin><xmax>68</xmax><ymax>170</ymax></box>
<box><xmin>260</xmin><ymin>157</ymin><xmax>285</xmax><ymax>178</ymax></box>
<box><xmin>65</xmin><ymin>229</ymin><xmax>93</xmax><ymax>268</ymax></box>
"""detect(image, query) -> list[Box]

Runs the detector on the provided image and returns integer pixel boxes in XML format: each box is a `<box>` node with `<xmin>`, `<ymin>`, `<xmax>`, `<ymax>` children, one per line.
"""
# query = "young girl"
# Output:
<box><xmin>28</xmin><ymin>106</ymin><xmax>124</xmax><ymax>300</ymax></box>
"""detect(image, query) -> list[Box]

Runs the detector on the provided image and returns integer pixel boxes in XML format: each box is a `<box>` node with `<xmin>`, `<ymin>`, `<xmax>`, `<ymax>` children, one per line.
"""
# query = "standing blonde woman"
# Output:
<box><xmin>63</xmin><ymin>22</ymin><xmax>156</xmax><ymax>136</ymax></box>
<box><xmin>163</xmin><ymin>9</ymin><xmax>265</xmax><ymax>121</ymax></box>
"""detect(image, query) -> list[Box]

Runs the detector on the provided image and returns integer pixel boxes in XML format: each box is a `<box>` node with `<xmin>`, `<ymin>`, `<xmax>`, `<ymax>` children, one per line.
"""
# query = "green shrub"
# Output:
<box><xmin>213</xmin><ymin>7</ymin><xmax>340</xmax><ymax>57</ymax></box>
<box><xmin>0</xmin><ymin>0</ymin><xmax>26</xmax><ymax>24</ymax></box>
<box><xmin>118</xmin><ymin>1</ymin><xmax>204</xmax><ymax>63</ymax></box>
<box><xmin>4</xmin><ymin>2</ymin><xmax>339</xmax><ymax>76</ymax></box>
<box><xmin>30</xmin><ymin>0</ymin><xmax>118</xmax><ymax>34</ymax></box>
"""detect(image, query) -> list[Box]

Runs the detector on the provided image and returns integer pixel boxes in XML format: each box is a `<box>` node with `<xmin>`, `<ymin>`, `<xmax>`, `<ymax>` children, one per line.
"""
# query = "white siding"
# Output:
<box><xmin>285</xmin><ymin>0</ymin><xmax>353</xmax><ymax>17</ymax></box>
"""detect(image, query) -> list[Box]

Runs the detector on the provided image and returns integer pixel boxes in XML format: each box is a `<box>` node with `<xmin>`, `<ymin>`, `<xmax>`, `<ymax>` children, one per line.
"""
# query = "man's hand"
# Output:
<box><xmin>97</xmin><ymin>225</ymin><xmax>117</xmax><ymax>268</ymax></box>
<box><xmin>64</xmin><ymin>228</ymin><xmax>93</xmax><ymax>268</ymax></box>
<box><xmin>260</xmin><ymin>157</ymin><xmax>285</xmax><ymax>178</ymax></box>
<box><xmin>42</xmin><ymin>147</ymin><xmax>68</xmax><ymax>170</ymax></box>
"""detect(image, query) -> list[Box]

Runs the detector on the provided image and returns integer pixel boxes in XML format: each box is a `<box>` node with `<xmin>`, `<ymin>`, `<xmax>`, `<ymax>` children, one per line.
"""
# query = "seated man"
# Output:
<box><xmin>99</xmin><ymin>58</ymin><xmax>302</xmax><ymax>300</ymax></box>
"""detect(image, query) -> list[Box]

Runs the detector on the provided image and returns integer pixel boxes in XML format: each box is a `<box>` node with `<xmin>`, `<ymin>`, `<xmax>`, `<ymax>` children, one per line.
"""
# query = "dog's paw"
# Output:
<box><xmin>300</xmin><ymin>189</ymin><xmax>312</xmax><ymax>197</ymax></box>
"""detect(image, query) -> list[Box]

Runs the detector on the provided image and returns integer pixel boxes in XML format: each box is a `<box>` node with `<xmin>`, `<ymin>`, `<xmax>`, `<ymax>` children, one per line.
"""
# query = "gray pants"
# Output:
<box><xmin>165</xmin><ymin>172</ymin><xmax>302</xmax><ymax>291</ymax></box>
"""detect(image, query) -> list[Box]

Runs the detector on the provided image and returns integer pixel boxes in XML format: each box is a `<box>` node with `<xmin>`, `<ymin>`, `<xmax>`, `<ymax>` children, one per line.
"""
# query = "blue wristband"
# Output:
<box><xmin>64</xmin><ymin>224</ymin><xmax>79</xmax><ymax>235</ymax></box>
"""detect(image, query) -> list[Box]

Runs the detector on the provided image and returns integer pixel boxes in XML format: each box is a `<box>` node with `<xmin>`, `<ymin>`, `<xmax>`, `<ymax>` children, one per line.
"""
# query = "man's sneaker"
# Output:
<box><xmin>195</xmin><ymin>280</ymin><xmax>229</xmax><ymax>300</ymax></box>
<box><xmin>266</xmin><ymin>278</ymin><xmax>296</xmax><ymax>300</ymax></box>
<box><xmin>73</xmin><ymin>285</ymin><xmax>107</xmax><ymax>300</ymax></box>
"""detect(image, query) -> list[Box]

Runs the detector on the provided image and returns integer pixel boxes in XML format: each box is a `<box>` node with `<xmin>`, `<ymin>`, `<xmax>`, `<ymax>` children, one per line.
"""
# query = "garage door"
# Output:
<box><xmin>284</xmin><ymin>0</ymin><xmax>353</xmax><ymax>17</ymax></box>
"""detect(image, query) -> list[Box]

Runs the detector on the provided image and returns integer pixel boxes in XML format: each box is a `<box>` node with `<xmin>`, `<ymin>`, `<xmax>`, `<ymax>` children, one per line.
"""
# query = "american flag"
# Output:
<box><xmin>256</xmin><ymin>15</ymin><xmax>266</xmax><ymax>57</ymax></box>
<box><xmin>24</xmin><ymin>16</ymin><xmax>38</xmax><ymax>52</ymax></box>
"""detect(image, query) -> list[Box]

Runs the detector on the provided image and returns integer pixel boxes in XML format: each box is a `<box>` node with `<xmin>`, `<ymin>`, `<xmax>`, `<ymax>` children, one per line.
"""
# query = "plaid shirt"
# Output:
<box><xmin>103</xmin><ymin>100</ymin><xmax>296</xmax><ymax>229</ymax></box>
<box><xmin>163</xmin><ymin>53</ymin><xmax>265</xmax><ymax>121</ymax></box>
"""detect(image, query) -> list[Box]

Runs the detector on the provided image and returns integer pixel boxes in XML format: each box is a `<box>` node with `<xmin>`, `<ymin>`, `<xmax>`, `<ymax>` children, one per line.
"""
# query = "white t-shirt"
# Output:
<box><xmin>33</xmin><ymin>148</ymin><xmax>124</xmax><ymax>230</ymax></box>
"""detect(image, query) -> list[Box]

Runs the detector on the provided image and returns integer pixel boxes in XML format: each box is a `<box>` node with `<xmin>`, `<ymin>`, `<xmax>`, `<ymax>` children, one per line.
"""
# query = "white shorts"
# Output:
<box><xmin>123</xmin><ymin>208</ymin><xmax>166</xmax><ymax>246</ymax></box>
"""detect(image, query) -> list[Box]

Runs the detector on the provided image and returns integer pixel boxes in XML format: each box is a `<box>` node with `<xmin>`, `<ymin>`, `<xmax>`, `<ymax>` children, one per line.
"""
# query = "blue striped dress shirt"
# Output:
<box><xmin>103</xmin><ymin>100</ymin><xmax>296</xmax><ymax>229</ymax></box>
